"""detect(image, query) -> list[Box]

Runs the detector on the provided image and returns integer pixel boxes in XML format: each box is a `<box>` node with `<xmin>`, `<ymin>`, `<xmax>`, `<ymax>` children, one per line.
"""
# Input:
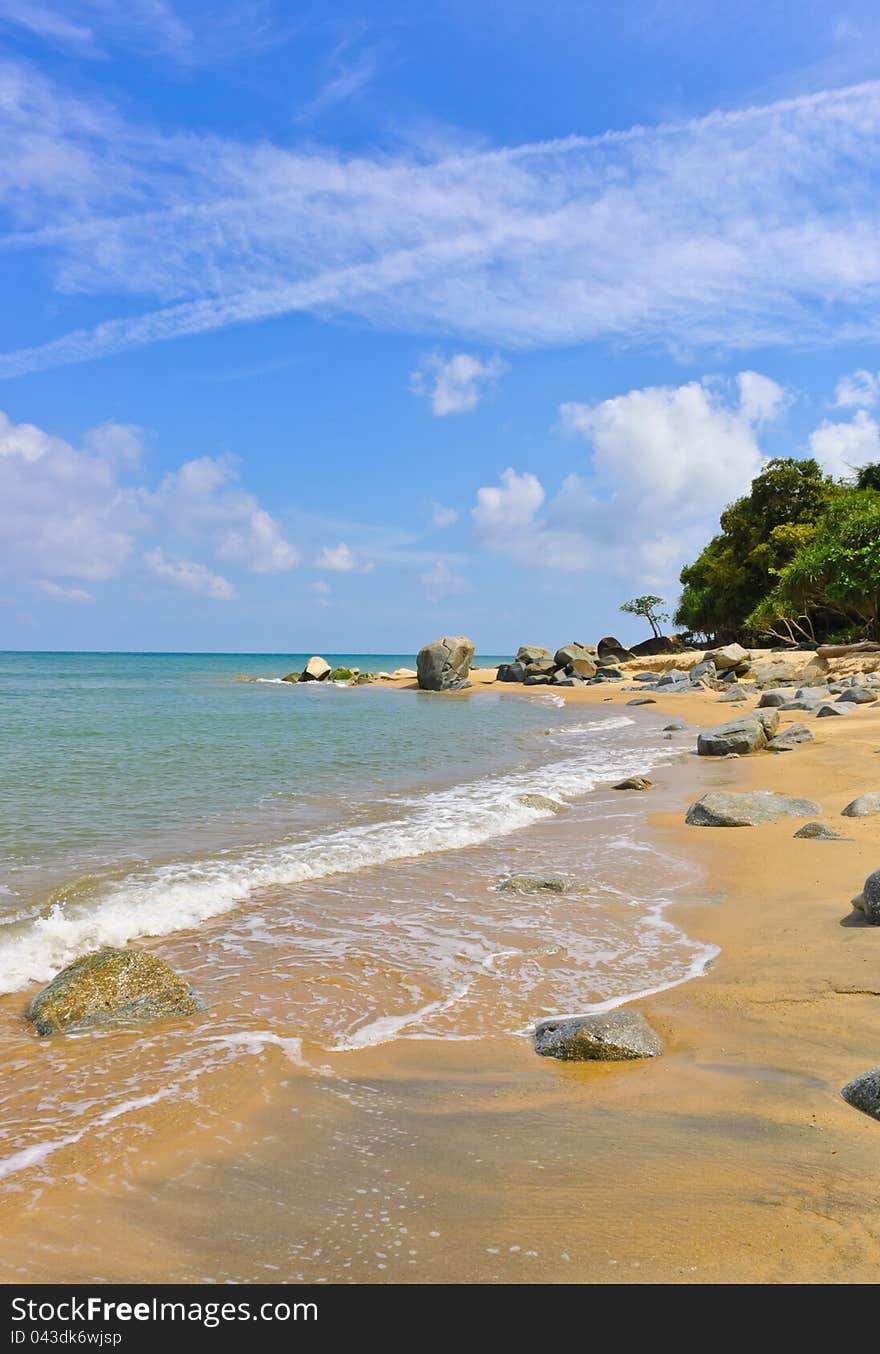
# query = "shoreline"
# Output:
<box><xmin>2</xmin><ymin>659</ymin><xmax>880</xmax><ymax>1281</ymax></box>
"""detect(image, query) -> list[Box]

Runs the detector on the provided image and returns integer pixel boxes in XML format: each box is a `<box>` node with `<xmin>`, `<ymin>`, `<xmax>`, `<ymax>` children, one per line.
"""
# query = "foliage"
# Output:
<box><xmin>620</xmin><ymin>594</ymin><xmax>668</xmax><ymax>638</ymax></box>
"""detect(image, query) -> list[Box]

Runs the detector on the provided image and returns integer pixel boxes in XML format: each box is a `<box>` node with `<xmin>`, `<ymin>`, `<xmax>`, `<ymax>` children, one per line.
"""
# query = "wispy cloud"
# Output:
<box><xmin>297</xmin><ymin>30</ymin><xmax>382</xmax><ymax>122</ymax></box>
<box><xmin>410</xmin><ymin>352</ymin><xmax>507</xmax><ymax>415</ymax></box>
<box><xmin>2</xmin><ymin>72</ymin><xmax>880</xmax><ymax>376</ymax></box>
<box><xmin>145</xmin><ymin>548</ymin><xmax>235</xmax><ymax>600</ymax></box>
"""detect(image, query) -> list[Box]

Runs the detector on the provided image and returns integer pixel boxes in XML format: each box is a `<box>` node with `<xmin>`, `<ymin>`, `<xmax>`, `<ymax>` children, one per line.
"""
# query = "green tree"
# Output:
<box><xmin>620</xmin><ymin>595</ymin><xmax>668</xmax><ymax>638</ymax></box>
<box><xmin>675</xmin><ymin>457</ymin><xmax>834</xmax><ymax>642</ymax></box>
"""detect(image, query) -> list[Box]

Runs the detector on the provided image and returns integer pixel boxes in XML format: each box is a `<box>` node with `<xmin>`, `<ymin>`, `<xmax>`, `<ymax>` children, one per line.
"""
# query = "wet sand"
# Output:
<box><xmin>2</xmin><ymin>669</ymin><xmax>880</xmax><ymax>1283</ymax></box>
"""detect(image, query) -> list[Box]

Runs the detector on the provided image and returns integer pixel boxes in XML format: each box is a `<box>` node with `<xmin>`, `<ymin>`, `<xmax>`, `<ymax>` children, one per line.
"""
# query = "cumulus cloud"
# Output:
<box><xmin>0</xmin><ymin>407</ymin><xmax>297</xmax><ymax>602</ymax></box>
<box><xmin>315</xmin><ymin>542</ymin><xmax>373</xmax><ymax>573</ymax></box>
<box><xmin>144</xmin><ymin>549</ymin><xmax>235</xmax><ymax>600</ymax></box>
<box><xmin>808</xmin><ymin>409</ymin><xmax>880</xmax><ymax>477</ymax></box>
<box><xmin>4</xmin><ymin>69</ymin><xmax>880</xmax><ymax>376</ymax></box>
<box><xmin>410</xmin><ymin>352</ymin><xmax>507</xmax><ymax>416</ymax></box>
<box><xmin>430</xmin><ymin>502</ymin><xmax>459</xmax><ymax>528</ymax></box>
<box><xmin>36</xmin><ymin>580</ymin><xmax>93</xmax><ymax>603</ymax></box>
<box><xmin>473</xmin><ymin>373</ymin><xmax>786</xmax><ymax>587</ymax></box>
<box><xmin>833</xmin><ymin>369</ymin><xmax>880</xmax><ymax>408</ymax></box>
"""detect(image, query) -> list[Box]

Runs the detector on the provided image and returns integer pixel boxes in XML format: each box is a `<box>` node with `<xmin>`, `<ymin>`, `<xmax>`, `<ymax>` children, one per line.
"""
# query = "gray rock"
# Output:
<box><xmin>841</xmin><ymin>1067</ymin><xmax>880</xmax><ymax>1121</ymax></box>
<box><xmin>597</xmin><ymin>636</ymin><xmax>633</xmax><ymax>662</ymax></box>
<box><xmin>417</xmin><ymin>635</ymin><xmax>475</xmax><ymax>692</ymax></box>
<box><xmin>552</xmin><ymin>674</ymin><xmax>587</xmax><ymax>687</ymax></box>
<box><xmin>634</xmin><ymin>671</ymin><xmax>660</xmax><ymax>683</ymax></box>
<box><xmin>793</xmin><ymin>821</ymin><xmax>846</xmax><ymax>840</ymax></box>
<box><xmin>663</xmin><ymin>722</ymin><xmax>686</xmax><ymax>731</ymax></box>
<box><xmin>689</xmin><ymin>659</ymin><xmax>716</xmax><ymax>683</ymax></box>
<box><xmin>301</xmin><ymin>655</ymin><xmax>331</xmax><ymax>682</ymax></box>
<box><xmin>795</xmin><ymin>686</ymin><xmax>831</xmax><ymax>702</ymax></box>
<box><xmin>686</xmin><ymin>790</ymin><xmax>821</xmax><ymax>827</ymax></box>
<box><xmin>816</xmin><ymin>703</ymin><xmax>849</xmax><ymax>717</ymax></box>
<box><xmin>553</xmin><ymin>644</ymin><xmax>597</xmax><ymax>678</ymax></box>
<box><xmin>515</xmin><ymin>645</ymin><xmax>553</xmax><ymax>666</ymax></box>
<box><xmin>751</xmin><ymin>659</ymin><xmax>800</xmax><ymax>688</ymax></box>
<box><xmin>595</xmin><ymin>666</ymin><xmax>623</xmax><ymax>680</ymax></box>
<box><xmin>496</xmin><ymin>661</ymin><xmax>526</xmax><ymax>683</ymax></box>
<box><xmin>755</xmin><ymin>709</ymin><xmax>781</xmax><ymax>736</ymax></box>
<box><xmin>498</xmin><ymin>874</ymin><xmax>566</xmax><ymax>894</ymax></box>
<box><xmin>707</xmin><ymin>642</ymin><xmax>750</xmax><ymax>671</ymax></box>
<box><xmin>758</xmin><ymin>691</ymin><xmax>788</xmax><ymax>707</ymax></box>
<box><xmin>657</xmin><ymin>669</ymin><xmax>687</xmax><ymax>686</ymax></box>
<box><xmin>627</xmin><ymin>696</ymin><xmax>656</xmax><ymax>706</ymax></box>
<box><xmin>837</xmin><ymin>687</ymin><xmax>878</xmax><ymax>704</ymax></box>
<box><xmin>767</xmin><ymin>722</ymin><xmax>814</xmax><ymax>752</ymax></box>
<box><xmin>613</xmin><ymin>776</ymin><xmax>652</xmax><ymax>791</ymax></box>
<box><xmin>697</xmin><ymin>715</ymin><xmax>767</xmax><ymax>756</ymax></box>
<box><xmin>26</xmin><ymin>949</ymin><xmax>205</xmax><ymax>1036</ymax></box>
<box><xmin>717</xmin><ymin>684</ymin><xmax>749</xmax><ymax>703</ymax></box>
<box><xmin>853</xmin><ymin>869</ymin><xmax>880</xmax><ymax>924</ymax></box>
<box><xmin>534</xmin><ymin>1009</ymin><xmax>662</xmax><ymax>1062</ymax></box>
<box><xmin>842</xmin><ymin>793</ymin><xmax>880</xmax><ymax>818</ymax></box>
<box><xmin>781</xmin><ymin>699</ymin><xmax>819</xmax><ymax>711</ymax></box>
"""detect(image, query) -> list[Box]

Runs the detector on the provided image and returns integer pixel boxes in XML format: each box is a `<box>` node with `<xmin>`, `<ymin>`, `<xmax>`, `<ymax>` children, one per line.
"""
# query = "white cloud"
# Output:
<box><xmin>474</xmin><ymin>374</ymin><xmax>786</xmax><ymax>587</ymax></box>
<box><xmin>833</xmin><ymin>368</ymin><xmax>880</xmax><ymax>408</ymax></box>
<box><xmin>411</xmin><ymin>352</ymin><xmax>507</xmax><ymax>416</ymax></box>
<box><xmin>419</xmin><ymin>560</ymin><xmax>470</xmax><ymax>603</ymax></box>
<box><xmin>315</xmin><ymin>542</ymin><xmax>367</xmax><ymax>572</ymax></box>
<box><xmin>430</xmin><ymin>502</ymin><xmax>459</xmax><ymax>528</ymax></box>
<box><xmin>36</xmin><ymin>580</ymin><xmax>93</xmax><ymax>603</ymax></box>
<box><xmin>145</xmin><ymin>549</ymin><xmax>235</xmax><ymax>600</ymax></box>
<box><xmin>809</xmin><ymin>409</ymin><xmax>880</xmax><ymax>477</ymax></box>
<box><xmin>4</xmin><ymin>71</ymin><xmax>880</xmax><ymax>375</ymax></box>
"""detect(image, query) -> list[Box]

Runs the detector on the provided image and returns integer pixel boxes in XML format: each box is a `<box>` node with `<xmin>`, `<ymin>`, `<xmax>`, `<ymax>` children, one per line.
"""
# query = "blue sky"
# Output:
<box><xmin>2</xmin><ymin>1</ymin><xmax>880</xmax><ymax>652</ymax></box>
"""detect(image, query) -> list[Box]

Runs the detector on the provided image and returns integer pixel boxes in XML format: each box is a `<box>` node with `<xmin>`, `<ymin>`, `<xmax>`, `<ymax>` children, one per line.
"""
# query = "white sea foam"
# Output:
<box><xmin>0</xmin><ymin>715</ymin><xmax>668</xmax><ymax>994</ymax></box>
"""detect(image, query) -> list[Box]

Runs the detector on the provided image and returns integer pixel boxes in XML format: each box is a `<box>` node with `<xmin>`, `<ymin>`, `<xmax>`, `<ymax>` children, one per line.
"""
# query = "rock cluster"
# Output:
<box><xmin>496</xmin><ymin>642</ymin><xmax>599</xmax><ymax>687</ymax></box>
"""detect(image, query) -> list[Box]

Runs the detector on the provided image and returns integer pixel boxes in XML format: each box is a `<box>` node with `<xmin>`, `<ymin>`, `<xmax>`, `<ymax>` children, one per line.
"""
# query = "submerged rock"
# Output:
<box><xmin>328</xmin><ymin>667</ymin><xmax>354</xmax><ymax>682</ymax></box>
<box><xmin>417</xmin><ymin>636</ymin><xmax>474</xmax><ymax>691</ymax></box>
<box><xmin>793</xmin><ymin>821</ymin><xmax>847</xmax><ymax>840</ymax></box>
<box><xmin>842</xmin><ymin>793</ymin><xmax>880</xmax><ymax>818</ymax></box>
<box><xmin>841</xmin><ymin>1068</ymin><xmax>880</xmax><ymax>1121</ymax></box>
<box><xmin>26</xmin><ymin>949</ymin><xmax>205</xmax><ymax>1036</ymax></box>
<box><xmin>498</xmin><ymin>874</ymin><xmax>566</xmax><ymax>894</ymax></box>
<box><xmin>535</xmin><ymin>1010</ymin><xmax>663</xmax><ymax>1062</ymax></box>
<box><xmin>613</xmin><ymin>776</ymin><xmax>652</xmax><ymax>791</ymax></box>
<box><xmin>281</xmin><ymin>671</ymin><xmax>300</xmax><ymax>683</ymax></box>
<box><xmin>518</xmin><ymin>794</ymin><xmax>566</xmax><ymax>814</ymax></box>
<box><xmin>686</xmin><ymin>790</ymin><xmax>821</xmax><ymax>827</ymax></box>
<box><xmin>853</xmin><ymin>869</ymin><xmax>880</xmax><ymax>924</ymax></box>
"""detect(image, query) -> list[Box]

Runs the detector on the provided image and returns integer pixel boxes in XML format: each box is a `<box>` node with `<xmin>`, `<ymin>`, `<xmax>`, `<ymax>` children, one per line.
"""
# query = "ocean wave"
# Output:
<box><xmin>0</xmin><ymin>721</ymin><xmax>669</xmax><ymax>994</ymax></box>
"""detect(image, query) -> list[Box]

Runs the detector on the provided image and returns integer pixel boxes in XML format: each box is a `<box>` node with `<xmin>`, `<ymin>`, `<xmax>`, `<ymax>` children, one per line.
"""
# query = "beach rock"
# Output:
<box><xmin>717</xmin><ymin>684</ymin><xmax>748</xmax><ymax>703</ymax></box>
<box><xmin>796</xmin><ymin>686</ymin><xmax>831</xmax><ymax>702</ymax></box>
<box><xmin>689</xmin><ymin>659</ymin><xmax>716</xmax><ymax>683</ymax></box>
<box><xmin>498</xmin><ymin>874</ymin><xmax>567</xmax><ymax>894</ymax></box>
<box><xmin>496</xmin><ymin>661</ymin><xmax>526</xmax><ymax>683</ymax></box>
<box><xmin>793</xmin><ymin>821</ymin><xmax>846</xmax><ymax>840</ymax></box>
<box><xmin>838</xmin><ymin>687</ymin><xmax>878</xmax><ymax>704</ymax></box>
<box><xmin>685</xmin><ymin>790</ymin><xmax>821</xmax><ymax>827</ymax></box>
<box><xmin>663</xmin><ymin>722</ymin><xmax>686</xmax><ymax>731</ymax></box>
<box><xmin>842</xmin><ymin>793</ymin><xmax>880</xmax><ymax>818</ymax></box>
<box><xmin>554</xmin><ymin>644</ymin><xmax>597</xmax><ymax>677</ymax></box>
<box><xmin>696</xmin><ymin>715</ymin><xmax>767</xmax><ymax>756</ymax></box>
<box><xmin>758</xmin><ymin>690</ymin><xmax>787</xmax><ymax>707</ymax></box>
<box><xmin>328</xmin><ymin>667</ymin><xmax>354</xmax><ymax>682</ymax></box>
<box><xmin>841</xmin><ymin>1068</ymin><xmax>880</xmax><ymax>1121</ymax></box>
<box><xmin>613</xmin><ymin>776</ymin><xmax>652</xmax><ymax>791</ymax></box>
<box><xmin>26</xmin><ymin>949</ymin><xmax>205</xmax><ymax>1036</ymax></box>
<box><xmin>519</xmin><ymin>794</ymin><xmax>566</xmax><ymax>814</ymax></box>
<box><xmin>417</xmin><ymin>636</ymin><xmax>474</xmax><ymax>692</ymax></box>
<box><xmin>516</xmin><ymin>645</ymin><xmax>553</xmax><ymax>666</ymax></box>
<box><xmin>355</xmin><ymin>673</ymin><xmax>374</xmax><ymax>684</ymax></box>
<box><xmin>750</xmin><ymin>659</ymin><xmax>800</xmax><ymax>688</ymax></box>
<box><xmin>534</xmin><ymin>1010</ymin><xmax>663</xmax><ymax>1062</ymax></box>
<box><xmin>281</xmin><ymin>672</ymin><xmax>300</xmax><ymax>683</ymax></box>
<box><xmin>657</xmin><ymin>669</ymin><xmax>688</xmax><ymax>686</ymax></box>
<box><xmin>708</xmin><ymin>643</ymin><xmax>750</xmax><ymax>671</ymax></box>
<box><xmin>767</xmin><ymin>723</ymin><xmax>814</xmax><ymax>752</ymax></box>
<box><xmin>392</xmin><ymin>667</ymin><xmax>418</xmax><ymax>679</ymax></box>
<box><xmin>629</xmin><ymin>636</ymin><xmax>677</xmax><ymax>656</ymax></box>
<box><xmin>597</xmin><ymin>636</ymin><xmax>633</xmax><ymax>662</ymax></box>
<box><xmin>553</xmin><ymin>674</ymin><xmax>587</xmax><ymax>687</ymax></box>
<box><xmin>853</xmin><ymin>869</ymin><xmax>880</xmax><ymax>924</ymax></box>
<box><xmin>633</xmin><ymin>671</ymin><xmax>660</xmax><ymax>683</ymax></box>
<box><xmin>627</xmin><ymin>696</ymin><xmax>656</xmax><ymax>706</ymax></box>
<box><xmin>301</xmin><ymin>655</ymin><xmax>331</xmax><ymax>682</ymax></box>
<box><xmin>754</xmin><ymin>709</ymin><xmax>781</xmax><ymax>736</ymax></box>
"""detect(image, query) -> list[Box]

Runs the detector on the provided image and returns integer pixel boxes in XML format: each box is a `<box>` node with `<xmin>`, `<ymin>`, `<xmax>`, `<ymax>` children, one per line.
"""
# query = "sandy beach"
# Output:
<box><xmin>2</xmin><ymin>658</ymin><xmax>879</xmax><ymax>1284</ymax></box>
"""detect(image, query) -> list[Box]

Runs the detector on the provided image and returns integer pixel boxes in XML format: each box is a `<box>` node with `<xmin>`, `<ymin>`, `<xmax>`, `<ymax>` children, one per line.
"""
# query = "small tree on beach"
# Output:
<box><xmin>620</xmin><ymin>595</ymin><xmax>668</xmax><ymax>639</ymax></box>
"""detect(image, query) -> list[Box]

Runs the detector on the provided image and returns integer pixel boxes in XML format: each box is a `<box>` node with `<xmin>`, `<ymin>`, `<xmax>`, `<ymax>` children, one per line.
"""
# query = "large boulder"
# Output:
<box><xmin>597</xmin><ymin>636</ymin><xmax>634</xmax><ymax>662</ymax></box>
<box><xmin>554</xmin><ymin>643</ymin><xmax>597</xmax><ymax>679</ymax></box>
<box><xmin>686</xmin><ymin>790</ymin><xmax>821</xmax><ymax>827</ymax></box>
<box><xmin>416</xmin><ymin>636</ymin><xmax>474</xmax><ymax>691</ymax></box>
<box><xmin>534</xmin><ymin>1010</ymin><xmax>663</xmax><ymax>1062</ymax></box>
<box><xmin>515</xmin><ymin>645</ymin><xmax>553</xmax><ymax>666</ymax></box>
<box><xmin>841</xmin><ymin>1068</ymin><xmax>880</xmax><ymax>1121</ymax></box>
<box><xmin>837</xmin><ymin>687</ymin><xmax>878</xmax><ymax>705</ymax></box>
<box><xmin>301</xmin><ymin>655</ymin><xmax>331</xmax><ymax>682</ymax></box>
<box><xmin>629</xmin><ymin>636</ymin><xmax>677</xmax><ymax>656</ymax></box>
<box><xmin>853</xmin><ymin>869</ymin><xmax>880</xmax><ymax>924</ymax></box>
<box><xmin>696</xmin><ymin>715</ymin><xmax>768</xmax><ymax>756</ymax></box>
<box><xmin>707</xmin><ymin>642</ymin><xmax>750</xmax><ymax>671</ymax></box>
<box><xmin>26</xmin><ymin>949</ymin><xmax>205</xmax><ymax>1036</ymax></box>
<box><xmin>524</xmin><ymin>658</ymin><xmax>557</xmax><ymax>685</ymax></box>
<box><xmin>496</xmin><ymin>661</ymin><xmax>526</xmax><ymax>683</ymax></box>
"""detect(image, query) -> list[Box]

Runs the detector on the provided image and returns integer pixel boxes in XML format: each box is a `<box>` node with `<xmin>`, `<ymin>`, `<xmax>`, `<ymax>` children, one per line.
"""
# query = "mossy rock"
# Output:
<box><xmin>328</xmin><ymin>667</ymin><xmax>354</xmax><ymax>681</ymax></box>
<box><xmin>281</xmin><ymin>672</ymin><xmax>300</xmax><ymax>683</ymax></box>
<box><xmin>356</xmin><ymin>673</ymin><xmax>374</xmax><ymax>685</ymax></box>
<box><xmin>26</xmin><ymin>949</ymin><xmax>205</xmax><ymax>1036</ymax></box>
